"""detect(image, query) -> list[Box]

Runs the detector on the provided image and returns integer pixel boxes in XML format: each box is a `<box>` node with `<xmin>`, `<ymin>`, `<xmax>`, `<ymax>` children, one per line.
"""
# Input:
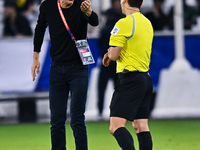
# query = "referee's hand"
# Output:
<box><xmin>103</xmin><ymin>53</ymin><xmax>111</xmax><ymax>67</ymax></box>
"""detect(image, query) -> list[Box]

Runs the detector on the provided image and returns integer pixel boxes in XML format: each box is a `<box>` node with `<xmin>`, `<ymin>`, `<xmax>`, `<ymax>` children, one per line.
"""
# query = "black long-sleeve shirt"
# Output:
<box><xmin>34</xmin><ymin>0</ymin><xmax>99</xmax><ymax>65</ymax></box>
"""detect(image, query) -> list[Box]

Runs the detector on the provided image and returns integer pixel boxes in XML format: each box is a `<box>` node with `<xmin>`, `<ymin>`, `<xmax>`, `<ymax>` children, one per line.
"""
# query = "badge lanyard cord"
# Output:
<box><xmin>57</xmin><ymin>0</ymin><xmax>94</xmax><ymax>65</ymax></box>
<box><xmin>57</xmin><ymin>0</ymin><xmax>76</xmax><ymax>41</ymax></box>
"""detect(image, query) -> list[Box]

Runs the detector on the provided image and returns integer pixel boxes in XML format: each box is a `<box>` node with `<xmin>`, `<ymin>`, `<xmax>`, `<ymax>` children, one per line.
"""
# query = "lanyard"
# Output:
<box><xmin>57</xmin><ymin>0</ymin><xmax>75</xmax><ymax>40</ymax></box>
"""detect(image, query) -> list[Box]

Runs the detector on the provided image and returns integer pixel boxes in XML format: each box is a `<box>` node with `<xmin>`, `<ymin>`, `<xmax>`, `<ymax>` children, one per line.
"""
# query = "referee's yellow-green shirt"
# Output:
<box><xmin>109</xmin><ymin>12</ymin><xmax>154</xmax><ymax>73</ymax></box>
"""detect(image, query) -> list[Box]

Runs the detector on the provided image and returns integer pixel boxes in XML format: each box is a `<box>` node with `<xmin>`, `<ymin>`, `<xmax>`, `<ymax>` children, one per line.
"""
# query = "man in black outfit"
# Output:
<box><xmin>31</xmin><ymin>0</ymin><xmax>98</xmax><ymax>150</ymax></box>
<box><xmin>145</xmin><ymin>0</ymin><xmax>167</xmax><ymax>31</ymax></box>
<box><xmin>97</xmin><ymin>0</ymin><xmax>122</xmax><ymax>118</ymax></box>
<box><xmin>3</xmin><ymin>1</ymin><xmax>33</xmax><ymax>37</ymax></box>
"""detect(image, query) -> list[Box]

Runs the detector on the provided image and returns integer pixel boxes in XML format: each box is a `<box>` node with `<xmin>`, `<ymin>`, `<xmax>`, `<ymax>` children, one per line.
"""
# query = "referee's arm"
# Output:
<box><xmin>103</xmin><ymin>46</ymin><xmax>122</xmax><ymax>67</ymax></box>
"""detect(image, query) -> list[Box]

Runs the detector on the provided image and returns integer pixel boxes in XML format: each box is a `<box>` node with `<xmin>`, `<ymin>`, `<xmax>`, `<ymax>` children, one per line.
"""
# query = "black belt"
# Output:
<box><xmin>117</xmin><ymin>70</ymin><xmax>146</xmax><ymax>79</ymax></box>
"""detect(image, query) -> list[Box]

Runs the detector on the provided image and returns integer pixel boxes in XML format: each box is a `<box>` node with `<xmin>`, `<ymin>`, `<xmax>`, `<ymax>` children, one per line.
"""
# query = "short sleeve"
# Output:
<box><xmin>109</xmin><ymin>17</ymin><xmax>132</xmax><ymax>47</ymax></box>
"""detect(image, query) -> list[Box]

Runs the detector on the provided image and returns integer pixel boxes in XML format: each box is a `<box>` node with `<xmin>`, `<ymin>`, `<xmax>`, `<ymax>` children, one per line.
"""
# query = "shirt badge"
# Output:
<box><xmin>111</xmin><ymin>26</ymin><xmax>120</xmax><ymax>36</ymax></box>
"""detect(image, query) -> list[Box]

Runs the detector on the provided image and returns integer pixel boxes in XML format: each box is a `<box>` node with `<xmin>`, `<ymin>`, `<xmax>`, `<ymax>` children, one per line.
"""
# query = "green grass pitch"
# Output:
<box><xmin>0</xmin><ymin>119</ymin><xmax>200</xmax><ymax>150</ymax></box>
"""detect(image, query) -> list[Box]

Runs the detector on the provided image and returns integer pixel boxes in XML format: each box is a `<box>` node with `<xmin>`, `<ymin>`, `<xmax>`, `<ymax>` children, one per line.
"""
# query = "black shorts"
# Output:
<box><xmin>110</xmin><ymin>71</ymin><xmax>153</xmax><ymax>121</ymax></box>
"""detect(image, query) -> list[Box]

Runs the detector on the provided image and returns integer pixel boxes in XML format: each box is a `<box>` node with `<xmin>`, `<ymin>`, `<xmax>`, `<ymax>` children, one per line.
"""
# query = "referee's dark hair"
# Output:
<box><xmin>128</xmin><ymin>0</ymin><xmax>143</xmax><ymax>8</ymax></box>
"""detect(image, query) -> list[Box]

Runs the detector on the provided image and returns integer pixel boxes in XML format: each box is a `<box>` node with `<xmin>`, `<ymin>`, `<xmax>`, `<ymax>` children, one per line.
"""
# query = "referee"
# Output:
<box><xmin>103</xmin><ymin>0</ymin><xmax>154</xmax><ymax>150</ymax></box>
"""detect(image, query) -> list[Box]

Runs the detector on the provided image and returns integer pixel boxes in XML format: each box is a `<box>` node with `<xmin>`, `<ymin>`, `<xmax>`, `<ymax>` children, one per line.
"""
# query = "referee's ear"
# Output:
<box><xmin>141</xmin><ymin>1</ymin><xmax>144</xmax><ymax>8</ymax></box>
<box><xmin>121</xmin><ymin>0</ymin><xmax>126</xmax><ymax>5</ymax></box>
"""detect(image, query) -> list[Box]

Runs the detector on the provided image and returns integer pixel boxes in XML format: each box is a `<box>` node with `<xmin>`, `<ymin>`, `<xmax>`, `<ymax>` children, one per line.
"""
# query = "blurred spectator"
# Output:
<box><xmin>197</xmin><ymin>0</ymin><xmax>200</xmax><ymax>15</ymax></box>
<box><xmin>3</xmin><ymin>1</ymin><xmax>33</xmax><ymax>37</ymax></box>
<box><xmin>36</xmin><ymin>0</ymin><xmax>42</xmax><ymax>4</ymax></box>
<box><xmin>168</xmin><ymin>0</ymin><xmax>198</xmax><ymax>30</ymax></box>
<box><xmin>97</xmin><ymin>0</ymin><xmax>123</xmax><ymax>118</ymax></box>
<box><xmin>15</xmin><ymin>0</ymin><xmax>35</xmax><ymax>22</ymax></box>
<box><xmin>145</xmin><ymin>0</ymin><xmax>168</xmax><ymax>31</ymax></box>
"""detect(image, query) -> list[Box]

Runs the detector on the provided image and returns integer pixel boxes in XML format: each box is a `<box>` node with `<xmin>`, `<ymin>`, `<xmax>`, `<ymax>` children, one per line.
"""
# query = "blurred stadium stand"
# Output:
<box><xmin>0</xmin><ymin>0</ymin><xmax>4</xmax><ymax>37</ymax></box>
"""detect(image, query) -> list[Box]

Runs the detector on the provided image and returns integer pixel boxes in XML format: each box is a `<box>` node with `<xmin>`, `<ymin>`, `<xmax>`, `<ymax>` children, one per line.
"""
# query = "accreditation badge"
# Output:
<box><xmin>75</xmin><ymin>39</ymin><xmax>95</xmax><ymax>65</ymax></box>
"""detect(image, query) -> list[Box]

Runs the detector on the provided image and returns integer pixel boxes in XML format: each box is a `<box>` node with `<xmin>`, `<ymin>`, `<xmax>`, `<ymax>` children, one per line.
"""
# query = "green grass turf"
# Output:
<box><xmin>0</xmin><ymin>119</ymin><xmax>200</xmax><ymax>150</ymax></box>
